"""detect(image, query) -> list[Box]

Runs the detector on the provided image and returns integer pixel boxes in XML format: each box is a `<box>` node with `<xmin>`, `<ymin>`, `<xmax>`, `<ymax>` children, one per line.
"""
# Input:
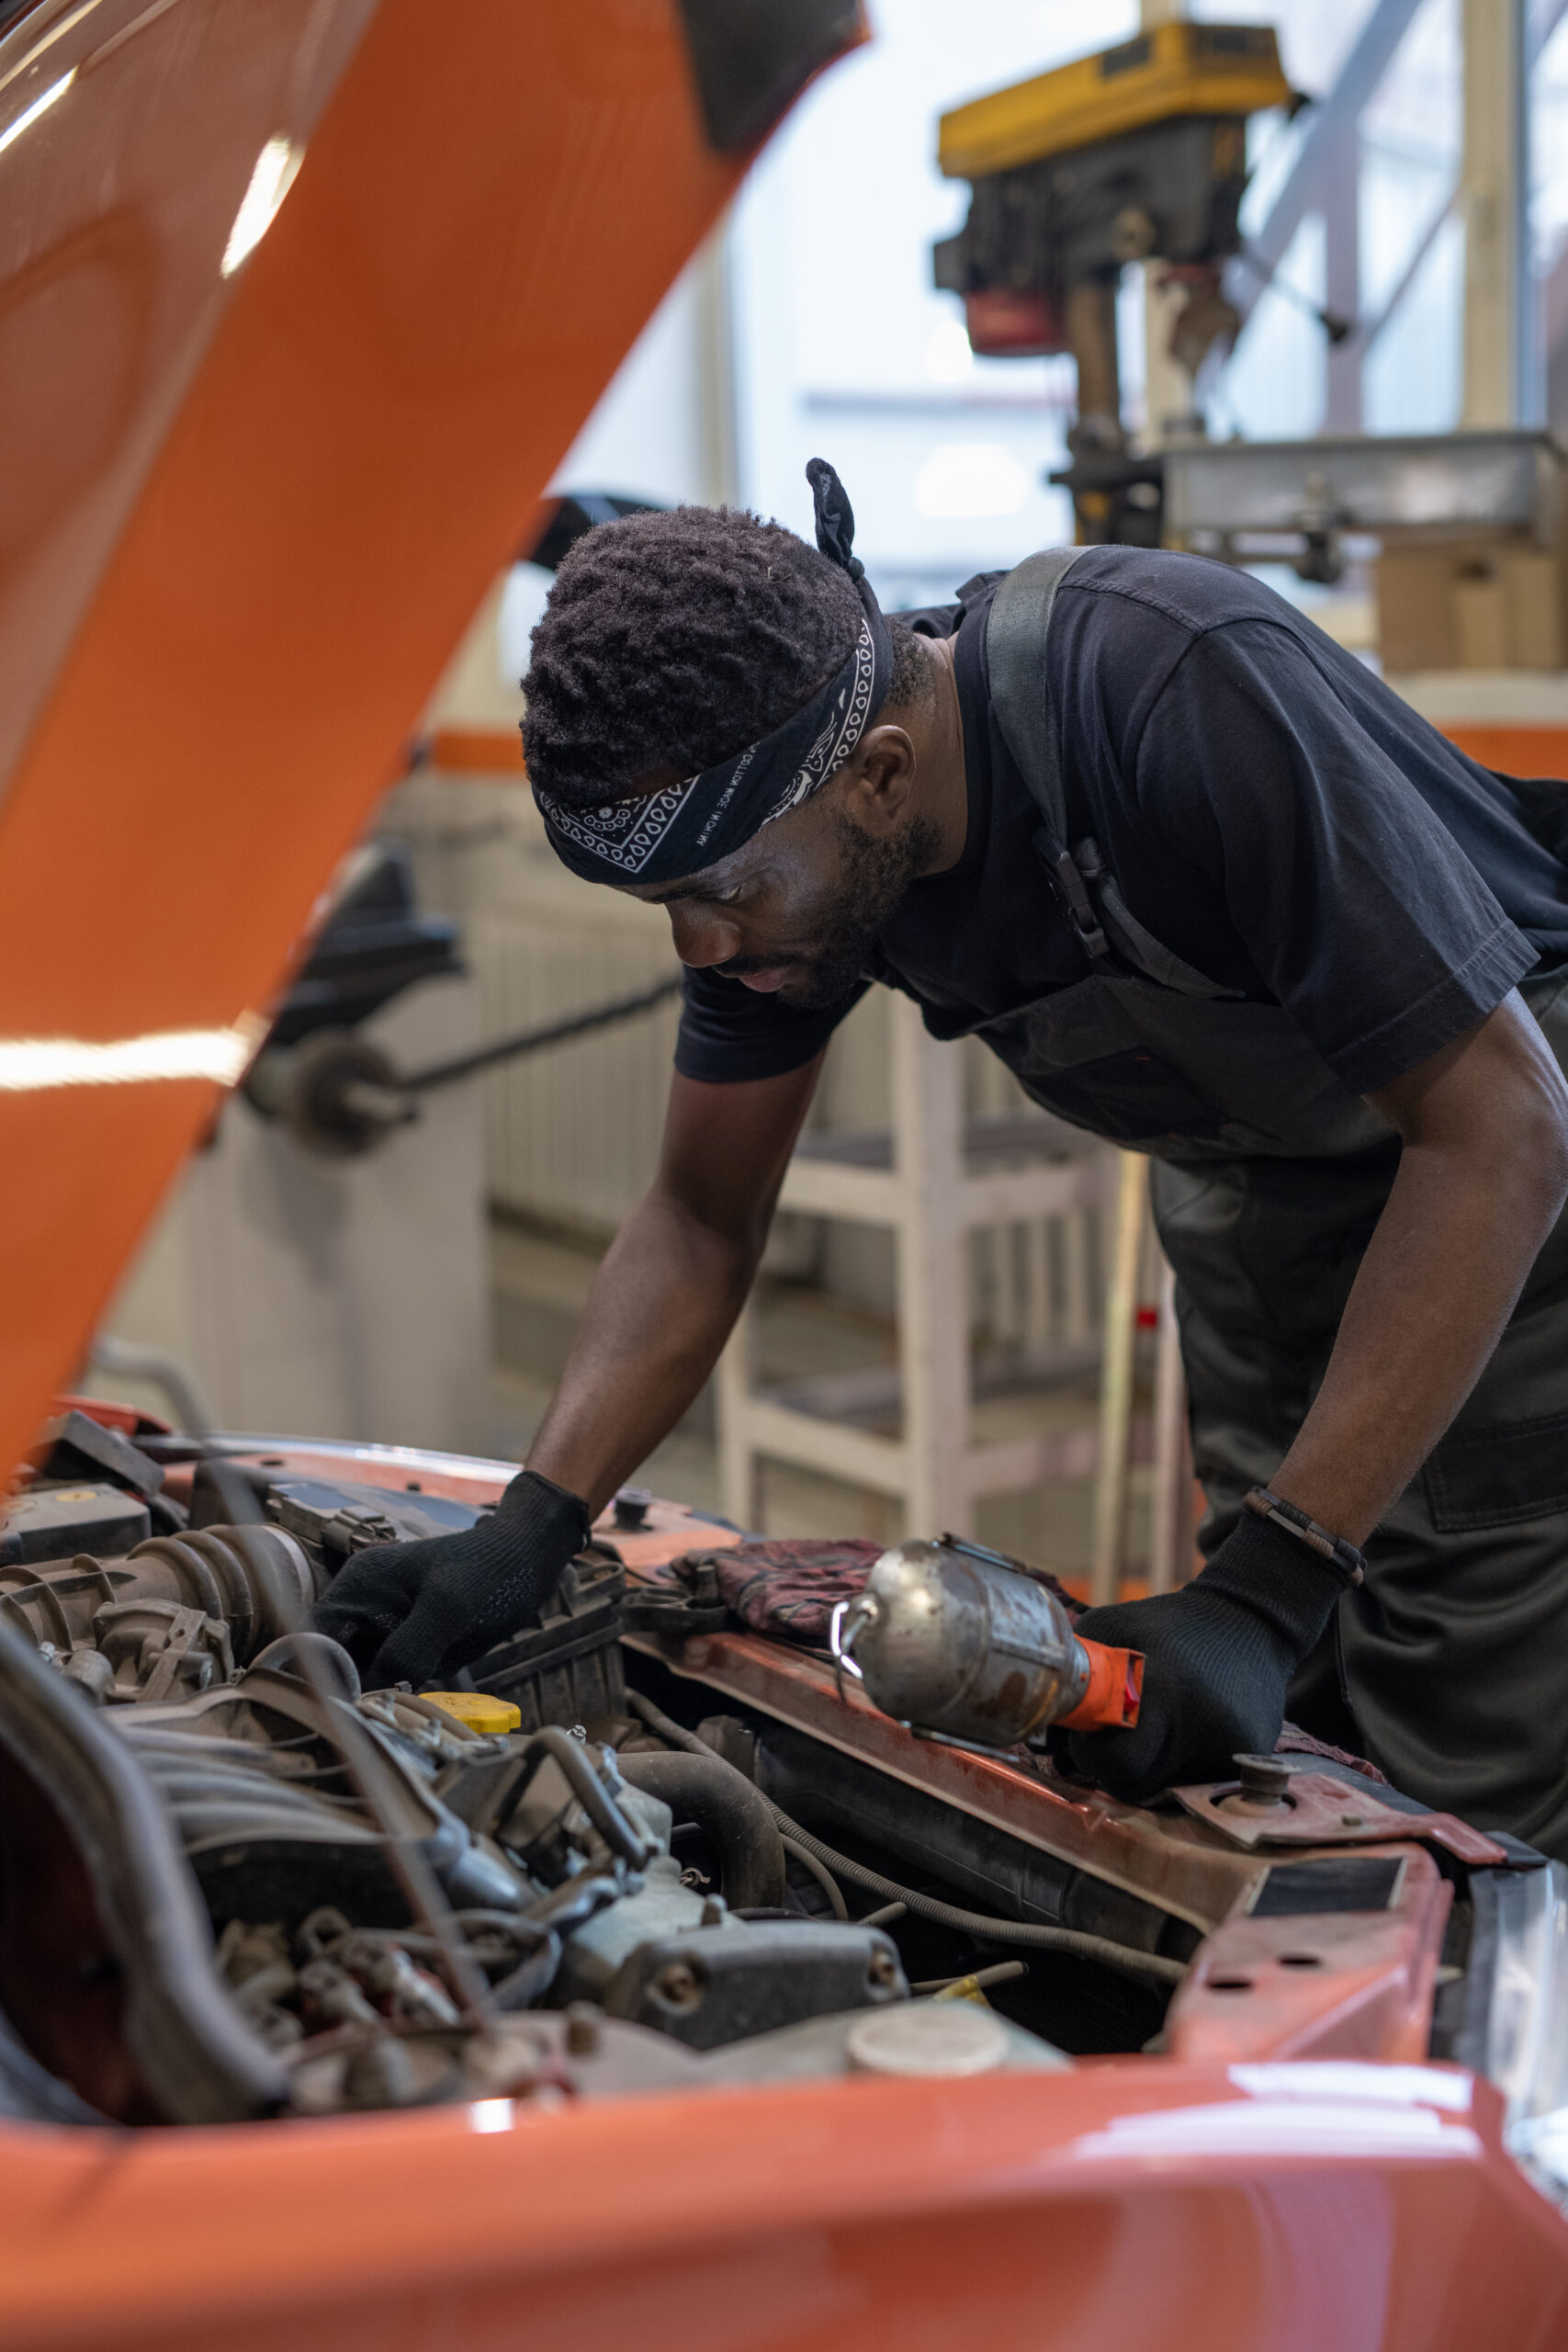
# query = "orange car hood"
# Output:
<box><xmin>0</xmin><ymin>0</ymin><xmax>858</xmax><ymax>1470</ymax></box>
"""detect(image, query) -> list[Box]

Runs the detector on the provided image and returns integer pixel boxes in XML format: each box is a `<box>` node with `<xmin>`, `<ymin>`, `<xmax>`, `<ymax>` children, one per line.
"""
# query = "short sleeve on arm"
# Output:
<box><xmin>674</xmin><ymin>966</ymin><xmax>865</xmax><ymax>1083</ymax></box>
<box><xmin>1134</xmin><ymin>621</ymin><xmax>1539</xmax><ymax>1095</ymax></box>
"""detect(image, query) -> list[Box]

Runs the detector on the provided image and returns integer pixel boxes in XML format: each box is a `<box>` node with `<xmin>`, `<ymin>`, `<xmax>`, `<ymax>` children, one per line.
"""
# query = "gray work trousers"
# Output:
<box><xmin>1153</xmin><ymin>978</ymin><xmax>1568</xmax><ymax>1859</ymax></box>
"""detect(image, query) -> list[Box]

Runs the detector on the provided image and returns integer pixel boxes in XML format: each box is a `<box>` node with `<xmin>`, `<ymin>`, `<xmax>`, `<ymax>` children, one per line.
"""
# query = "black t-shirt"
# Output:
<box><xmin>675</xmin><ymin>547</ymin><xmax>1568</xmax><ymax>1099</ymax></box>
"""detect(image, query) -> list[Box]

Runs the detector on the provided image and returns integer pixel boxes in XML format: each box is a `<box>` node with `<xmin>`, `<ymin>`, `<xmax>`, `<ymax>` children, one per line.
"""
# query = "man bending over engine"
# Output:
<box><xmin>316</xmin><ymin>461</ymin><xmax>1568</xmax><ymax>1859</ymax></box>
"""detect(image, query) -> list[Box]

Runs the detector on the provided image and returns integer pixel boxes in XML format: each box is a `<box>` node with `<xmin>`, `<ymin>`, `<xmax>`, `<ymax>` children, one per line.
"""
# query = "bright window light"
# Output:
<box><xmin>497</xmin><ymin>563</ymin><xmax>555</xmax><ymax>688</ymax></box>
<box><xmin>914</xmin><ymin>442</ymin><xmax>1030</xmax><ymax>520</ymax></box>
<box><xmin>923</xmin><ymin>319</ymin><xmax>974</xmax><ymax>385</ymax></box>
<box><xmin>0</xmin><ymin>68</ymin><xmax>75</xmax><ymax>161</ymax></box>
<box><xmin>0</xmin><ymin>1026</ymin><xmax>257</xmax><ymax>1092</ymax></box>
<box><xmin>220</xmin><ymin>137</ymin><xmax>301</xmax><ymax>278</ymax></box>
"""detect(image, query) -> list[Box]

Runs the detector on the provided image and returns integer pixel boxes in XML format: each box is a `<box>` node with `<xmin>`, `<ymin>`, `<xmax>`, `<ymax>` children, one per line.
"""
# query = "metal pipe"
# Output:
<box><xmin>911</xmin><ymin>1961</ymin><xmax>1027</xmax><ymax>1995</ymax></box>
<box><xmin>1147</xmin><ymin>1253</ymin><xmax>1188</xmax><ymax>1595</ymax></box>
<box><xmin>399</xmin><ymin>973</ymin><xmax>682</xmax><ymax>1093</ymax></box>
<box><xmin>1090</xmin><ymin>1150</ymin><xmax>1149</xmax><ymax>1606</ymax></box>
<box><xmin>511</xmin><ymin>1726</ymin><xmax>656</xmax><ymax>1870</ymax></box>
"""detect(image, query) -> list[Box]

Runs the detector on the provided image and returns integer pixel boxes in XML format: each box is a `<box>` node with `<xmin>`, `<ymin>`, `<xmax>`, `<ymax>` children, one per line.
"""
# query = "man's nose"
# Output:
<box><xmin>668</xmin><ymin>902</ymin><xmax>741</xmax><ymax>968</ymax></box>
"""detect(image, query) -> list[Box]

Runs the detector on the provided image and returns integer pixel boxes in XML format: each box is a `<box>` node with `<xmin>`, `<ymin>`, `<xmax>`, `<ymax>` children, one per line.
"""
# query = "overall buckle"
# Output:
<box><xmin>1038</xmin><ymin>836</ymin><xmax>1111</xmax><ymax>965</ymax></box>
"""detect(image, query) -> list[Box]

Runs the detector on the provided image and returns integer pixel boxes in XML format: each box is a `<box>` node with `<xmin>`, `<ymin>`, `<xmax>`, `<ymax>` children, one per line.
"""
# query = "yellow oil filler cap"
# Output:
<box><xmin>423</xmin><ymin>1691</ymin><xmax>523</xmax><ymax>1735</ymax></box>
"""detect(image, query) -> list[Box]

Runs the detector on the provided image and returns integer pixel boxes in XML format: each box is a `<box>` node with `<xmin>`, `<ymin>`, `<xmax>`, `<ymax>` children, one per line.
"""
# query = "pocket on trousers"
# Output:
<box><xmin>1425</xmin><ymin>1408</ymin><xmax>1568</xmax><ymax>1532</ymax></box>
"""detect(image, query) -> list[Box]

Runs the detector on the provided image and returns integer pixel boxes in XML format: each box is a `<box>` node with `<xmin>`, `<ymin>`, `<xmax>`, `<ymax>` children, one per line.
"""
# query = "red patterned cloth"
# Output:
<box><xmin>704</xmin><ymin>1539</ymin><xmax>883</xmax><ymax>1645</ymax></box>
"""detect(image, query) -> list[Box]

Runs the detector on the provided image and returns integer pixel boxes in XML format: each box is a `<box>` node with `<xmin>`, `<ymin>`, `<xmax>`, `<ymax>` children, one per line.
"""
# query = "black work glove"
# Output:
<box><xmin>310</xmin><ymin>1468</ymin><xmax>592</xmax><ymax>1690</ymax></box>
<box><xmin>1065</xmin><ymin>1509</ymin><xmax>1346</xmax><ymax>1803</ymax></box>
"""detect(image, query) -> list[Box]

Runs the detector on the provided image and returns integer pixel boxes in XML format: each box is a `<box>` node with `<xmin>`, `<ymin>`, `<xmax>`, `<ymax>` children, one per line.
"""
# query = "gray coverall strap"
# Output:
<box><xmin>987</xmin><ymin>547</ymin><xmax>1086</xmax><ymax>850</ymax></box>
<box><xmin>987</xmin><ymin>547</ymin><xmax>1235</xmax><ymax>1001</ymax></box>
<box><xmin>1079</xmin><ymin>842</ymin><xmax>1243</xmax><ymax>1001</ymax></box>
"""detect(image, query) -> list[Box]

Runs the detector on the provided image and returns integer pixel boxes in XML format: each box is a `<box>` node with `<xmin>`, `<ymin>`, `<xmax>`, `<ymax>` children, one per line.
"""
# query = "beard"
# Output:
<box><xmin>766</xmin><ymin>809</ymin><xmax>941</xmax><ymax>1009</ymax></box>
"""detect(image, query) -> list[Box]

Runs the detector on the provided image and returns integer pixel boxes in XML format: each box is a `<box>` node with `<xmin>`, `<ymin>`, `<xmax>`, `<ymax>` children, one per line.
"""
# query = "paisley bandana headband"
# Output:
<box><xmin>533</xmin><ymin>458</ymin><xmax>894</xmax><ymax>887</ymax></box>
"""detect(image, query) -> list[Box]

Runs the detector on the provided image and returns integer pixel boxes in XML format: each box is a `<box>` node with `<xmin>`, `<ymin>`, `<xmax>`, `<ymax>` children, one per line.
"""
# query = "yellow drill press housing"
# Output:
<box><xmin>938</xmin><ymin>21</ymin><xmax>1290</xmax><ymax>182</ymax></box>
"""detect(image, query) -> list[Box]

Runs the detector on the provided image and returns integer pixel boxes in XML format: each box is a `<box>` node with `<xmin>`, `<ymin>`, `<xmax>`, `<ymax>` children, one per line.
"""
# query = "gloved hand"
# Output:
<box><xmin>310</xmin><ymin>1468</ymin><xmax>592</xmax><ymax>1690</ymax></box>
<box><xmin>1065</xmin><ymin>1507</ymin><xmax>1347</xmax><ymax>1802</ymax></box>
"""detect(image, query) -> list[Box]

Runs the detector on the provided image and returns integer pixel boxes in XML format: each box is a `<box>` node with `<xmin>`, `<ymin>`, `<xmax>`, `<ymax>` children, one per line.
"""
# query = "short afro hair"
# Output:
<box><xmin>521</xmin><ymin>503</ymin><xmax>927</xmax><ymax>808</ymax></box>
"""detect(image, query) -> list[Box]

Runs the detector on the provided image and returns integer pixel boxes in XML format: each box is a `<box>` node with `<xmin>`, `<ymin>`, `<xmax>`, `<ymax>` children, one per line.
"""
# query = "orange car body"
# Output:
<box><xmin>0</xmin><ymin>1432</ymin><xmax>1561</xmax><ymax>2352</ymax></box>
<box><xmin>1</xmin><ymin>5</ymin><xmax>1566</xmax><ymax>2344</ymax></box>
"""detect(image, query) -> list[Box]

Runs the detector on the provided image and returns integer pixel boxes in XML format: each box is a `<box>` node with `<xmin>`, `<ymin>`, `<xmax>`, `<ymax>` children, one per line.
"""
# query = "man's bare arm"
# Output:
<box><xmin>525</xmin><ymin>1057</ymin><xmax>823</xmax><ymax>1512</ymax></box>
<box><xmin>1272</xmin><ymin>990</ymin><xmax>1568</xmax><ymax>1544</ymax></box>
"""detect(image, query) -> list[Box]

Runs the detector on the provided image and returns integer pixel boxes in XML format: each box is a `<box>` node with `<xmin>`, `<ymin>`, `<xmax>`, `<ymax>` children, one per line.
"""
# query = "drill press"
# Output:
<box><xmin>933</xmin><ymin>22</ymin><xmax>1299</xmax><ymax>543</ymax></box>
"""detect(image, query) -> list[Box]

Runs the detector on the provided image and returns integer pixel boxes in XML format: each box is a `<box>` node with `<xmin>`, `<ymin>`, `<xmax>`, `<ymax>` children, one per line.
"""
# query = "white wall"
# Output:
<box><xmin>90</xmin><ymin>971</ymin><xmax>493</xmax><ymax>1453</ymax></box>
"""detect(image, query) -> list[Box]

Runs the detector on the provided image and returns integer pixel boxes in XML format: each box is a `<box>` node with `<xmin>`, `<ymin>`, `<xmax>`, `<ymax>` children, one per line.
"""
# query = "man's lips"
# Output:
<box><xmin>737</xmin><ymin>967</ymin><xmax>791</xmax><ymax>992</ymax></box>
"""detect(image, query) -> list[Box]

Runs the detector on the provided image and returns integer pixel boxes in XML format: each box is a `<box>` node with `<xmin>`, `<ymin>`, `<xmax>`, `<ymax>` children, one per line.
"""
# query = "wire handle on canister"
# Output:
<box><xmin>833</xmin><ymin>1536</ymin><xmax>1142</xmax><ymax>1751</ymax></box>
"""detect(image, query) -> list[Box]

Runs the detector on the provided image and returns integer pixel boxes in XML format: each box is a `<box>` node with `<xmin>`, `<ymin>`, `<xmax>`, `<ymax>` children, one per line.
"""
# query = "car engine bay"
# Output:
<box><xmin>0</xmin><ymin>1410</ymin><xmax>1561</xmax><ymax>2140</ymax></box>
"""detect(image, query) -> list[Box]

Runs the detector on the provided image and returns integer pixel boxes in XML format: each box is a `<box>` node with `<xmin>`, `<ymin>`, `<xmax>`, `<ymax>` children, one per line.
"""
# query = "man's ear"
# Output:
<box><xmin>838</xmin><ymin>725</ymin><xmax>917</xmax><ymax>833</ymax></box>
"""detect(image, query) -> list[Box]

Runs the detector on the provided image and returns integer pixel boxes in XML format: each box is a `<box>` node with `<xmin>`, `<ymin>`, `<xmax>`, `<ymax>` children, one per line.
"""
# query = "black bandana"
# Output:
<box><xmin>534</xmin><ymin>458</ymin><xmax>894</xmax><ymax>886</ymax></box>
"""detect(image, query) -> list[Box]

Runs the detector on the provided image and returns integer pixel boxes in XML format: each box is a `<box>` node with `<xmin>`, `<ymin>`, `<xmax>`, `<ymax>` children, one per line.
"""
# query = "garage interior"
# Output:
<box><xmin>6</xmin><ymin>0</ymin><xmax>1568</xmax><ymax>2335</ymax></box>
<box><xmin>88</xmin><ymin>0</ymin><xmax>1568</xmax><ymax>1600</ymax></box>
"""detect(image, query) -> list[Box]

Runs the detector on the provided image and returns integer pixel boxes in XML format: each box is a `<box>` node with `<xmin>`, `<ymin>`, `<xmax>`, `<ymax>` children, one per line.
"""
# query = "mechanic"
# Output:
<box><xmin>317</xmin><ymin>460</ymin><xmax>1568</xmax><ymax>1857</ymax></box>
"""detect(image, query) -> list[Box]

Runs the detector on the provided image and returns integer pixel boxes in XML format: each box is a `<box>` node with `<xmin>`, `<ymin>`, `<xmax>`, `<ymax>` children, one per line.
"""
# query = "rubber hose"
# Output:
<box><xmin>778</xmin><ymin>1831</ymin><xmax>849</xmax><ymax>1920</ymax></box>
<box><xmin>247</xmin><ymin>1632</ymin><xmax>362</xmax><ymax>1702</ymax></box>
<box><xmin>625</xmin><ymin>1690</ymin><xmax>1185</xmax><ymax>1989</ymax></box>
<box><xmin>617</xmin><ymin>1750</ymin><xmax>786</xmax><ymax>1911</ymax></box>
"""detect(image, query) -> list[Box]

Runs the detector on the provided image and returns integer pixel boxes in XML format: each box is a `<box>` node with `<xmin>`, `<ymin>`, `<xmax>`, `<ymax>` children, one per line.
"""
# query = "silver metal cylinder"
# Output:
<box><xmin>836</xmin><ymin>1537</ymin><xmax>1088</xmax><ymax>1749</ymax></box>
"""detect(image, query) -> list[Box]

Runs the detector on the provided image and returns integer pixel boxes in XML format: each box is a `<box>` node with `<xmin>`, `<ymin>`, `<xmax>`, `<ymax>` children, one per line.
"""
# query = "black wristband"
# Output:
<box><xmin>1243</xmin><ymin>1486</ymin><xmax>1365</xmax><ymax>1588</ymax></box>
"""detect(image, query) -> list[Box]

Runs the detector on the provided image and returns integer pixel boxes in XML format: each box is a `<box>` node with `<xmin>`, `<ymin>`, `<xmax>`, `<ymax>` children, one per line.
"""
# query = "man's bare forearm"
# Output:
<box><xmin>524</xmin><ymin>1057</ymin><xmax>823</xmax><ymax>1514</ymax></box>
<box><xmin>1275</xmin><ymin>994</ymin><xmax>1568</xmax><ymax>1544</ymax></box>
<box><xmin>525</xmin><ymin>1193</ymin><xmax>758</xmax><ymax>1513</ymax></box>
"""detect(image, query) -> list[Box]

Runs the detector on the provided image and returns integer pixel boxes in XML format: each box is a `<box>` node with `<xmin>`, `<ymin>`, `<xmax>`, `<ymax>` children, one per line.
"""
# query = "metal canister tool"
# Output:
<box><xmin>830</xmin><ymin>1535</ymin><xmax>1143</xmax><ymax>1751</ymax></box>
